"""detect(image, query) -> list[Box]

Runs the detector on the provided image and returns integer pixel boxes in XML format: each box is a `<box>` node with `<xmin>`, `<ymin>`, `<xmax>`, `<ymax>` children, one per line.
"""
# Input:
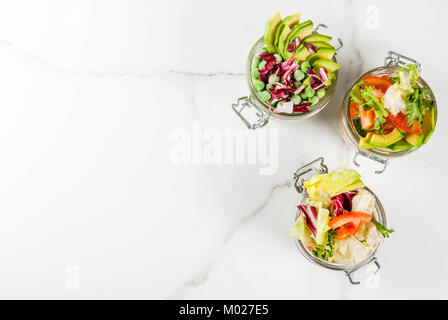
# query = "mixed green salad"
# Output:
<box><xmin>251</xmin><ymin>12</ymin><xmax>341</xmax><ymax>114</ymax></box>
<box><xmin>349</xmin><ymin>64</ymin><xmax>435</xmax><ymax>151</ymax></box>
<box><xmin>290</xmin><ymin>169</ymin><xmax>394</xmax><ymax>265</ymax></box>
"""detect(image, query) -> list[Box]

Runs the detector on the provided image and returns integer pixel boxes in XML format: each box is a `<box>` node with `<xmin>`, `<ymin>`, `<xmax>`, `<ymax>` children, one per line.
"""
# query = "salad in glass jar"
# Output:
<box><xmin>349</xmin><ymin>64</ymin><xmax>435</xmax><ymax>151</ymax></box>
<box><xmin>251</xmin><ymin>12</ymin><xmax>341</xmax><ymax>114</ymax></box>
<box><xmin>290</xmin><ymin>168</ymin><xmax>393</xmax><ymax>265</ymax></box>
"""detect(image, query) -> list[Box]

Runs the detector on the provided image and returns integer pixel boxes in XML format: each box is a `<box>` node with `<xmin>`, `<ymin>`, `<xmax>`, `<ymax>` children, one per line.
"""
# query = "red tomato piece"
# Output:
<box><xmin>329</xmin><ymin>212</ymin><xmax>373</xmax><ymax>240</ymax></box>
<box><xmin>387</xmin><ymin>112</ymin><xmax>422</xmax><ymax>134</ymax></box>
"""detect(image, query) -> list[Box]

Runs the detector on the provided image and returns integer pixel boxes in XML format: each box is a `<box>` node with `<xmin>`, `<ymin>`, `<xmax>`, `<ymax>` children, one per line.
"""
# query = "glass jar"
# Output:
<box><xmin>291</xmin><ymin>157</ymin><xmax>387</xmax><ymax>284</ymax></box>
<box><xmin>232</xmin><ymin>27</ymin><xmax>343</xmax><ymax>129</ymax></box>
<box><xmin>339</xmin><ymin>51</ymin><xmax>438</xmax><ymax>173</ymax></box>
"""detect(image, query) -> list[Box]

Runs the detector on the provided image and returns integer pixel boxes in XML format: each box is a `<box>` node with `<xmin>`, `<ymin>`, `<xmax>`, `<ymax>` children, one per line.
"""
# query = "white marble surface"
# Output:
<box><xmin>0</xmin><ymin>0</ymin><xmax>447</xmax><ymax>299</ymax></box>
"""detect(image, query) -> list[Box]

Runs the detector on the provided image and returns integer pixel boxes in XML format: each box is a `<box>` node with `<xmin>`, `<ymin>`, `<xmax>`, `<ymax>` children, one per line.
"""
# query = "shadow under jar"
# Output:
<box><xmin>339</xmin><ymin>51</ymin><xmax>438</xmax><ymax>174</ymax></box>
<box><xmin>232</xmin><ymin>33</ymin><xmax>342</xmax><ymax>129</ymax></box>
<box><xmin>291</xmin><ymin>157</ymin><xmax>387</xmax><ymax>285</ymax></box>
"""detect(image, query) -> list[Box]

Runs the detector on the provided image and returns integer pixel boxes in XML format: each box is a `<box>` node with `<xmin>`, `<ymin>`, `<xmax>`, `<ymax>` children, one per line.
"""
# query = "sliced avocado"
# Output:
<box><xmin>296</xmin><ymin>41</ymin><xmax>334</xmax><ymax>54</ymax></box>
<box><xmin>294</xmin><ymin>46</ymin><xmax>312</xmax><ymax>61</ymax></box>
<box><xmin>294</xmin><ymin>43</ymin><xmax>332</xmax><ymax>62</ymax></box>
<box><xmin>365</xmin><ymin>132</ymin><xmax>374</xmax><ymax>142</ymax></box>
<box><xmin>283</xmin><ymin>20</ymin><xmax>312</xmax><ymax>59</ymax></box>
<box><xmin>390</xmin><ymin>139</ymin><xmax>414</xmax><ymax>151</ymax></box>
<box><xmin>277</xmin><ymin>15</ymin><xmax>303</xmax><ymax>56</ymax></box>
<box><xmin>301</xmin><ymin>34</ymin><xmax>332</xmax><ymax>43</ymax></box>
<box><xmin>264</xmin><ymin>12</ymin><xmax>283</xmax><ymax>54</ymax></box>
<box><xmin>294</xmin><ymin>22</ymin><xmax>313</xmax><ymax>41</ymax></box>
<box><xmin>277</xmin><ymin>26</ymin><xmax>293</xmax><ymax>56</ymax></box>
<box><xmin>359</xmin><ymin>137</ymin><xmax>376</xmax><ymax>149</ymax></box>
<box><xmin>306</xmin><ymin>53</ymin><xmax>318</xmax><ymax>63</ymax></box>
<box><xmin>369</xmin><ymin>128</ymin><xmax>404</xmax><ymax>147</ymax></box>
<box><xmin>306</xmin><ymin>48</ymin><xmax>336</xmax><ymax>63</ymax></box>
<box><xmin>307</xmin><ymin>41</ymin><xmax>334</xmax><ymax>50</ymax></box>
<box><xmin>405</xmin><ymin>133</ymin><xmax>424</xmax><ymax>147</ymax></box>
<box><xmin>351</xmin><ymin>83</ymin><xmax>362</xmax><ymax>102</ymax></box>
<box><xmin>421</xmin><ymin>107</ymin><xmax>435</xmax><ymax>144</ymax></box>
<box><xmin>274</xmin><ymin>13</ymin><xmax>301</xmax><ymax>53</ymax></box>
<box><xmin>285</xmin><ymin>20</ymin><xmax>312</xmax><ymax>49</ymax></box>
<box><xmin>312</xmin><ymin>59</ymin><xmax>341</xmax><ymax>72</ymax></box>
<box><xmin>286</xmin><ymin>21</ymin><xmax>312</xmax><ymax>42</ymax></box>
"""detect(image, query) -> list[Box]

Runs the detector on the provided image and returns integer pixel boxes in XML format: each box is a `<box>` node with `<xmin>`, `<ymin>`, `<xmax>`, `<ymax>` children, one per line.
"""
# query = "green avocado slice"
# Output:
<box><xmin>389</xmin><ymin>139</ymin><xmax>414</xmax><ymax>151</ymax></box>
<box><xmin>294</xmin><ymin>42</ymin><xmax>334</xmax><ymax>62</ymax></box>
<box><xmin>312</xmin><ymin>59</ymin><xmax>341</xmax><ymax>72</ymax></box>
<box><xmin>294</xmin><ymin>46</ymin><xmax>312</xmax><ymax>61</ymax></box>
<box><xmin>359</xmin><ymin>137</ymin><xmax>376</xmax><ymax>149</ymax></box>
<box><xmin>283</xmin><ymin>20</ymin><xmax>312</xmax><ymax>60</ymax></box>
<box><xmin>404</xmin><ymin>133</ymin><xmax>424</xmax><ymax>147</ymax></box>
<box><xmin>285</xmin><ymin>20</ymin><xmax>312</xmax><ymax>47</ymax></box>
<box><xmin>365</xmin><ymin>132</ymin><xmax>374</xmax><ymax>142</ymax></box>
<box><xmin>422</xmin><ymin>107</ymin><xmax>435</xmax><ymax>144</ymax></box>
<box><xmin>274</xmin><ymin>13</ymin><xmax>301</xmax><ymax>53</ymax></box>
<box><xmin>306</xmin><ymin>48</ymin><xmax>336</xmax><ymax>63</ymax></box>
<box><xmin>359</xmin><ymin>133</ymin><xmax>375</xmax><ymax>149</ymax></box>
<box><xmin>295</xmin><ymin>40</ymin><xmax>334</xmax><ymax>54</ymax></box>
<box><xmin>294</xmin><ymin>22</ymin><xmax>313</xmax><ymax>40</ymax></box>
<box><xmin>264</xmin><ymin>12</ymin><xmax>283</xmax><ymax>54</ymax></box>
<box><xmin>369</xmin><ymin>128</ymin><xmax>404</xmax><ymax>147</ymax></box>
<box><xmin>301</xmin><ymin>34</ymin><xmax>332</xmax><ymax>43</ymax></box>
<box><xmin>277</xmin><ymin>25</ymin><xmax>293</xmax><ymax>56</ymax></box>
<box><xmin>306</xmin><ymin>41</ymin><xmax>334</xmax><ymax>50</ymax></box>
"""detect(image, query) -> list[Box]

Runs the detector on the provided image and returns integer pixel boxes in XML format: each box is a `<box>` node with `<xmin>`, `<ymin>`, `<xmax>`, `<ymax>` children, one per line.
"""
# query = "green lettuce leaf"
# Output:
<box><xmin>350</xmin><ymin>80</ymin><xmax>388</xmax><ymax>132</ymax></box>
<box><xmin>359</xmin><ymin>85</ymin><xmax>388</xmax><ymax>131</ymax></box>
<box><xmin>315</xmin><ymin>207</ymin><xmax>331</xmax><ymax>245</ymax></box>
<box><xmin>404</xmin><ymin>86</ymin><xmax>433</xmax><ymax>127</ymax></box>
<box><xmin>397</xmin><ymin>64</ymin><xmax>419</xmax><ymax>94</ymax></box>
<box><xmin>372</xmin><ymin>217</ymin><xmax>395</xmax><ymax>238</ymax></box>
<box><xmin>313</xmin><ymin>229</ymin><xmax>336</xmax><ymax>261</ymax></box>
<box><xmin>350</xmin><ymin>82</ymin><xmax>364</xmax><ymax>105</ymax></box>
<box><xmin>394</xmin><ymin>63</ymin><xmax>434</xmax><ymax>128</ymax></box>
<box><xmin>303</xmin><ymin>169</ymin><xmax>365</xmax><ymax>200</ymax></box>
<box><xmin>290</xmin><ymin>215</ymin><xmax>316</xmax><ymax>248</ymax></box>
